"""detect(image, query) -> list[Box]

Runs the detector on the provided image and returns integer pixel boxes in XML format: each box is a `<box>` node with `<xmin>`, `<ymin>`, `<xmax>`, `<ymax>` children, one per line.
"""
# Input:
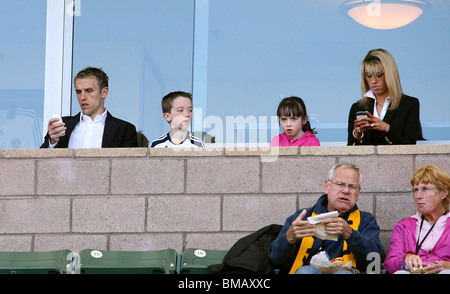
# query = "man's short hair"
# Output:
<box><xmin>327</xmin><ymin>163</ymin><xmax>362</xmax><ymax>184</ymax></box>
<box><xmin>75</xmin><ymin>67</ymin><xmax>109</xmax><ymax>90</ymax></box>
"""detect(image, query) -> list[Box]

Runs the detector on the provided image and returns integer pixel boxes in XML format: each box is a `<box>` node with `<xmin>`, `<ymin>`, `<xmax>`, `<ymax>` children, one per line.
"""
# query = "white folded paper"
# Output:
<box><xmin>307</xmin><ymin>211</ymin><xmax>339</xmax><ymax>241</ymax></box>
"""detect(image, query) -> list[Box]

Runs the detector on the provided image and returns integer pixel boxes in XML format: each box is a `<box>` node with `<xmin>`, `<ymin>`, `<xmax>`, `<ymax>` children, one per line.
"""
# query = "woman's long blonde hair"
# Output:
<box><xmin>358</xmin><ymin>48</ymin><xmax>403</xmax><ymax>110</ymax></box>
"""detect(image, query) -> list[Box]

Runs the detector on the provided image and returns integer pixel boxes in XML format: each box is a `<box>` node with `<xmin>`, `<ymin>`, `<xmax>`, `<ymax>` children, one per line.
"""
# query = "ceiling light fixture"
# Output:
<box><xmin>342</xmin><ymin>0</ymin><xmax>429</xmax><ymax>30</ymax></box>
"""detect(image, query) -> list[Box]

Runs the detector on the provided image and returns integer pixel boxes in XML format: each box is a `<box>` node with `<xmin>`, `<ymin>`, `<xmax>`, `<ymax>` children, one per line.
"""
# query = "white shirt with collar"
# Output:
<box><xmin>364</xmin><ymin>90</ymin><xmax>390</xmax><ymax>120</ymax></box>
<box><xmin>68</xmin><ymin>110</ymin><xmax>107</xmax><ymax>148</ymax></box>
<box><xmin>49</xmin><ymin>110</ymin><xmax>107</xmax><ymax>148</ymax></box>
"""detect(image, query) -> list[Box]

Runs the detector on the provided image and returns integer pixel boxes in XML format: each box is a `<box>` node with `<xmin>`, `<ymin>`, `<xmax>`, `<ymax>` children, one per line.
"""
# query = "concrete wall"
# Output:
<box><xmin>0</xmin><ymin>145</ymin><xmax>449</xmax><ymax>255</ymax></box>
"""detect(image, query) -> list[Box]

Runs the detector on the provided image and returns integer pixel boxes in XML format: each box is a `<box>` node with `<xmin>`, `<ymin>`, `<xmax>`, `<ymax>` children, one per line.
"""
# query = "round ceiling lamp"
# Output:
<box><xmin>342</xmin><ymin>0</ymin><xmax>429</xmax><ymax>30</ymax></box>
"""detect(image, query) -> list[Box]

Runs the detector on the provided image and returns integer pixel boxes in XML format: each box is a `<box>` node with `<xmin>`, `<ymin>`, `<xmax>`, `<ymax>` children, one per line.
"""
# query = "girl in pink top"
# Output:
<box><xmin>270</xmin><ymin>96</ymin><xmax>320</xmax><ymax>147</ymax></box>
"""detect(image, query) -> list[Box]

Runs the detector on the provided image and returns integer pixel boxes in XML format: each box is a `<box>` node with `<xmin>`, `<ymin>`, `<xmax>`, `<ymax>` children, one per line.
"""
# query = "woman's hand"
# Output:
<box><xmin>353</xmin><ymin>111</ymin><xmax>390</xmax><ymax>137</ymax></box>
<box><xmin>404</xmin><ymin>253</ymin><xmax>422</xmax><ymax>270</ymax></box>
<box><xmin>365</xmin><ymin>112</ymin><xmax>390</xmax><ymax>133</ymax></box>
<box><xmin>424</xmin><ymin>260</ymin><xmax>450</xmax><ymax>274</ymax></box>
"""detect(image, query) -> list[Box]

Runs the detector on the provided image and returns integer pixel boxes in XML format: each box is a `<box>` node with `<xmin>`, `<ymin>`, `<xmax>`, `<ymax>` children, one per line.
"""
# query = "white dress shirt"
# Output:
<box><xmin>68</xmin><ymin>110</ymin><xmax>107</xmax><ymax>148</ymax></box>
<box><xmin>364</xmin><ymin>90</ymin><xmax>390</xmax><ymax>120</ymax></box>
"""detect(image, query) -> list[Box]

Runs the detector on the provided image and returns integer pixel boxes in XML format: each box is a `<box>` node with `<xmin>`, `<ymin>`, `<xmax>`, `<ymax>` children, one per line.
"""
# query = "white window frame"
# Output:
<box><xmin>191</xmin><ymin>0</ymin><xmax>209</xmax><ymax>135</ymax></box>
<box><xmin>43</xmin><ymin>0</ymin><xmax>74</xmax><ymax>137</ymax></box>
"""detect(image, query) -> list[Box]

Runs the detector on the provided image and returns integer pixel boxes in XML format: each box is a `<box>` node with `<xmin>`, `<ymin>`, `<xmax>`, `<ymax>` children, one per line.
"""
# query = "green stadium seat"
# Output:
<box><xmin>79</xmin><ymin>248</ymin><xmax>177</xmax><ymax>274</ymax></box>
<box><xmin>178</xmin><ymin>248</ymin><xmax>228</xmax><ymax>274</ymax></box>
<box><xmin>0</xmin><ymin>249</ymin><xmax>73</xmax><ymax>274</ymax></box>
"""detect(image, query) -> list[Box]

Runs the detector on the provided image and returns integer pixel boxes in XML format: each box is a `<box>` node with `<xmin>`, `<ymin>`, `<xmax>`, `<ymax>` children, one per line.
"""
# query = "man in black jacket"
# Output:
<box><xmin>40</xmin><ymin>67</ymin><xmax>137</xmax><ymax>148</ymax></box>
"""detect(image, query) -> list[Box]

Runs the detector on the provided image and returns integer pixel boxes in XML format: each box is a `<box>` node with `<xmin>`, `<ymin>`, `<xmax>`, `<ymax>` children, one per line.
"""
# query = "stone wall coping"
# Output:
<box><xmin>1</xmin><ymin>144</ymin><xmax>449</xmax><ymax>158</ymax></box>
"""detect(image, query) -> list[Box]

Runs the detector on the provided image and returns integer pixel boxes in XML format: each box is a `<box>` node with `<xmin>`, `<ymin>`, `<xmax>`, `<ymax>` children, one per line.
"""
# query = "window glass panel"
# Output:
<box><xmin>72</xmin><ymin>0</ymin><xmax>194</xmax><ymax>146</ymax></box>
<box><xmin>206</xmin><ymin>0</ymin><xmax>450</xmax><ymax>145</ymax></box>
<box><xmin>0</xmin><ymin>0</ymin><xmax>47</xmax><ymax>148</ymax></box>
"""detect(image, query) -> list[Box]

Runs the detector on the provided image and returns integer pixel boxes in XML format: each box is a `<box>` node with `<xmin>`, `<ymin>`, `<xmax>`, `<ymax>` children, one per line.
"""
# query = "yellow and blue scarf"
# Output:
<box><xmin>289</xmin><ymin>210</ymin><xmax>360</xmax><ymax>274</ymax></box>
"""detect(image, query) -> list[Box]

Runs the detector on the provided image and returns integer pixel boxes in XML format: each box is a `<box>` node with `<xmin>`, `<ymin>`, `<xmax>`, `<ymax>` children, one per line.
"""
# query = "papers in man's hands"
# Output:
<box><xmin>307</xmin><ymin>211</ymin><xmax>339</xmax><ymax>241</ymax></box>
<box><xmin>307</xmin><ymin>211</ymin><xmax>339</xmax><ymax>224</ymax></box>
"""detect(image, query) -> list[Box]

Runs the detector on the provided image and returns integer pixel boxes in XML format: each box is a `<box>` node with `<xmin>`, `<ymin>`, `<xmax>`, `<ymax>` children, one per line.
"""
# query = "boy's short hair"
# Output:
<box><xmin>161</xmin><ymin>91</ymin><xmax>192</xmax><ymax>113</ymax></box>
<box><xmin>75</xmin><ymin>67</ymin><xmax>109</xmax><ymax>90</ymax></box>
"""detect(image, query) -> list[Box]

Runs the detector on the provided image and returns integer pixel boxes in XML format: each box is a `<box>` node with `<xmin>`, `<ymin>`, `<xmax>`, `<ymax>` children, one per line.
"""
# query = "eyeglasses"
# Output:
<box><xmin>329</xmin><ymin>180</ymin><xmax>360</xmax><ymax>192</ymax></box>
<box><xmin>412</xmin><ymin>186</ymin><xmax>436</xmax><ymax>195</ymax></box>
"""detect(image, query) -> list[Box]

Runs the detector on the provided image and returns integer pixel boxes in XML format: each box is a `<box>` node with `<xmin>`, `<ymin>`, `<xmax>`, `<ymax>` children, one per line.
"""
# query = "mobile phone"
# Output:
<box><xmin>51</xmin><ymin>114</ymin><xmax>65</xmax><ymax>134</ymax></box>
<box><xmin>356</xmin><ymin>111</ymin><xmax>368</xmax><ymax>124</ymax></box>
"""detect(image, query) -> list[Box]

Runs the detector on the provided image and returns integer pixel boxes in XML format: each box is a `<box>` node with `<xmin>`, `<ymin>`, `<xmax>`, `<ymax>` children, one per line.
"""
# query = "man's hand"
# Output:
<box><xmin>322</xmin><ymin>217</ymin><xmax>353</xmax><ymax>239</ymax></box>
<box><xmin>47</xmin><ymin>118</ymin><xmax>66</xmax><ymax>145</ymax></box>
<box><xmin>286</xmin><ymin>209</ymin><xmax>315</xmax><ymax>244</ymax></box>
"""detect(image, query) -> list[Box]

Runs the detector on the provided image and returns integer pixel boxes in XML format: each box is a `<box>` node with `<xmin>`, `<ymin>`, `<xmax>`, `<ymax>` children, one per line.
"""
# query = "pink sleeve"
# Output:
<box><xmin>305</xmin><ymin>136</ymin><xmax>320</xmax><ymax>146</ymax></box>
<box><xmin>269</xmin><ymin>136</ymin><xmax>279</xmax><ymax>146</ymax></box>
<box><xmin>383</xmin><ymin>222</ymin><xmax>408</xmax><ymax>274</ymax></box>
<box><xmin>312</xmin><ymin>137</ymin><xmax>320</xmax><ymax>146</ymax></box>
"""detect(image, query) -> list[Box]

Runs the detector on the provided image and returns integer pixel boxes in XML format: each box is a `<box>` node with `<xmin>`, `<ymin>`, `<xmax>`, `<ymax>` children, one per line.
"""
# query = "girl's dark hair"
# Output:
<box><xmin>276</xmin><ymin>96</ymin><xmax>317</xmax><ymax>134</ymax></box>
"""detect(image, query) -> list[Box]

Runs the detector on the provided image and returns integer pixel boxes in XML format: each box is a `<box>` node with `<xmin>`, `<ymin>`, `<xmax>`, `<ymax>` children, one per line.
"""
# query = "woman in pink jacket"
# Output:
<box><xmin>384</xmin><ymin>165</ymin><xmax>450</xmax><ymax>274</ymax></box>
<box><xmin>269</xmin><ymin>96</ymin><xmax>320</xmax><ymax>147</ymax></box>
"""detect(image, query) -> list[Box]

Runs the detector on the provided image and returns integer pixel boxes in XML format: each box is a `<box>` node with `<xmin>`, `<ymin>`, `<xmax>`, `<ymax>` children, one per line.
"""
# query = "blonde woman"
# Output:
<box><xmin>347</xmin><ymin>48</ymin><xmax>423</xmax><ymax>145</ymax></box>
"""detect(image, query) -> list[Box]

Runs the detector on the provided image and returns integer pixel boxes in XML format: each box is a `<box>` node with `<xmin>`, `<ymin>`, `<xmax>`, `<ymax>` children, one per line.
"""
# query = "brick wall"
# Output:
<box><xmin>0</xmin><ymin>145</ymin><xmax>449</xmax><ymax>255</ymax></box>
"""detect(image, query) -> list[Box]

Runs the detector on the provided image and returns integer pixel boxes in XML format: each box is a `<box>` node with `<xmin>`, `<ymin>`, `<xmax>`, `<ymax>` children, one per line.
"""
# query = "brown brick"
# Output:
<box><xmin>223</xmin><ymin>195</ymin><xmax>296</xmax><ymax>231</ymax></box>
<box><xmin>72</xmin><ymin>197</ymin><xmax>145</xmax><ymax>233</ymax></box>
<box><xmin>111</xmin><ymin>158</ymin><xmax>184</xmax><ymax>194</ymax></box>
<box><xmin>262</xmin><ymin>157</ymin><xmax>335</xmax><ymax>193</ymax></box>
<box><xmin>0</xmin><ymin>198</ymin><xmax>70</xmax><ymax>233</ymax></box>
<box><xmin>186</xmin><ymin>158</ymin><xmax>260</xmax><ymax>193</ymax></box>
<box><xmin>375</xmin><ymin>194</ymin><xmax>416</xmax><ymax>230</ymax></box>
<box><xmin>110</xmin><ymin>233</ymin><xmax>183</xmax><ymax>253</ymax></box>
<box><xmin>147</xmin><ymin>196</ymin><xmax>221</xmax><ymax>232</ymax></box>
<box><xmin>0</xmin><ymin>159</ymin><xmax>35</xmax><ymax>195</ymax></box>
<box><xmin>37</xmin><ymin>159</ymin><xmax>110</xmax><ymax>195</ymax></box>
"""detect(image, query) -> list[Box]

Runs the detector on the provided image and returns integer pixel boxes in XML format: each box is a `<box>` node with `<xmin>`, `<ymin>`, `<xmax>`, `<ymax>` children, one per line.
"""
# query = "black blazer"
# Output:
<box><xmin>40</xmin><ymin>111</ymin><xmax>138</xmax><ymax>148</ymax></box>
<box><xmin>347</xmin><ymin>94</ymin><xmax>423</xmax><ymax>145</ymax></box>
